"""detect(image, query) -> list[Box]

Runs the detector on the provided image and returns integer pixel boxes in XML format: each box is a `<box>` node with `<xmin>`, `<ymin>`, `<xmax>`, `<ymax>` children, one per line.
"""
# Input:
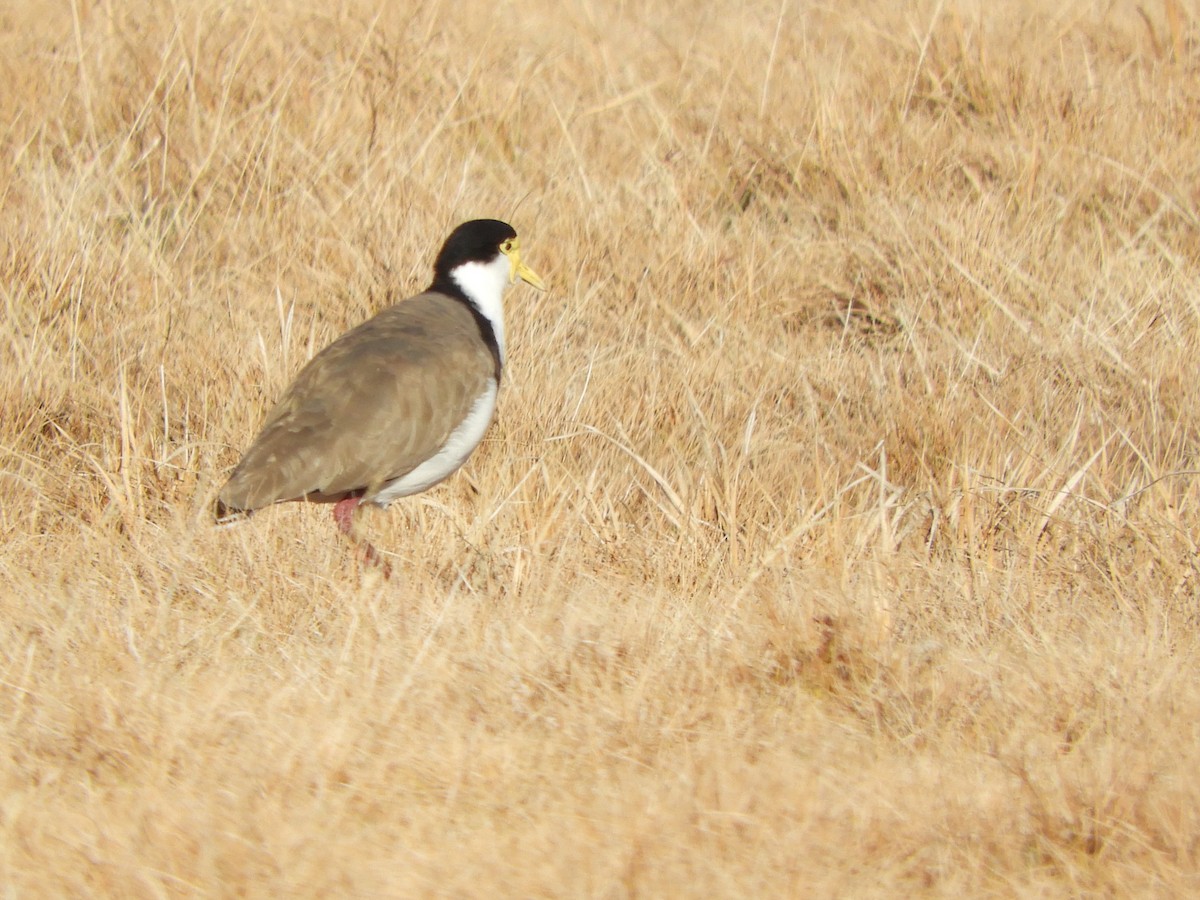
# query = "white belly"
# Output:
<box><xmin>370</xmin><ymin>380</ymin><xmax>498</xmax><ymax>506</ymax></box>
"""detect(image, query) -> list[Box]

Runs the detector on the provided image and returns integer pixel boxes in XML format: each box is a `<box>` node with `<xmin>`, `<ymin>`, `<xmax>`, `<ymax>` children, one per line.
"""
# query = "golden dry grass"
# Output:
<box><xmin>2</xmin><ymin>0</ymin><xmax>1200</xmax><ymax>894</ymax></box>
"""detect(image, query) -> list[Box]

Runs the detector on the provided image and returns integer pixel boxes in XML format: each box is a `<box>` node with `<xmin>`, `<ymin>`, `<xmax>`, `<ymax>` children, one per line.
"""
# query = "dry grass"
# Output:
<box><xmin>2</xmin><ymin>0</ymin><xmax>1200</xmax><ymax>894</ymax></box>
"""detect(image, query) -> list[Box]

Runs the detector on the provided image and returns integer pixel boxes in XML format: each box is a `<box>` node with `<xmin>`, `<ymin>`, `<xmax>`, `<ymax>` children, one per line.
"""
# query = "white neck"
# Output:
<box><xmin>450</xmin><ymin>253</ymin><xmax>509</xmax><ymax>364</ymax></box>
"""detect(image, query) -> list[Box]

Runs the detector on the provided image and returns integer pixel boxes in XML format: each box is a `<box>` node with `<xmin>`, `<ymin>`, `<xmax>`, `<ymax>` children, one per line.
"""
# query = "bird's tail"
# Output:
<box><xmin>213</xmin><ymin>497</ymin><xmax>254</xmax><ymax>528</ymax></box>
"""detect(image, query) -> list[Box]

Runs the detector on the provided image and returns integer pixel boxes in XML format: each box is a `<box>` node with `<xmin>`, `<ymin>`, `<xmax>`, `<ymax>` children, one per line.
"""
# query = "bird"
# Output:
<box><xmin>217</xmin><ymin>218</ymin><xmax>545</xmax><ymax>552</ymax></box>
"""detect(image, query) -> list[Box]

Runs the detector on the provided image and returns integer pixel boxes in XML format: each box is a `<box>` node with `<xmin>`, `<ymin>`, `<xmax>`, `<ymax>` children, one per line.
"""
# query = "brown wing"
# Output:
<box><xmin>218</xmin><ymin>292</ymin><xmax>495</xmax><ymax>511</ymax></box>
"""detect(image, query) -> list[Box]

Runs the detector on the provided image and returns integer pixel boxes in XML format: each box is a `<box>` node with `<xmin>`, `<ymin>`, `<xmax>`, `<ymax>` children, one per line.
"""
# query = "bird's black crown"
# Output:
<box><xmin>432</xmin><ymin>219</ymin><xmax>518</xmax><ymax>279</ymax></box>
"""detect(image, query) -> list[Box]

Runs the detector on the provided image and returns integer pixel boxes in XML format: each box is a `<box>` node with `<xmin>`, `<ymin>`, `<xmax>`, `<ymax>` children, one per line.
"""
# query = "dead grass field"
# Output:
<box><xmin>2</xmin><ymin>0</ymin><xmax>1200</xmax><ymax>894</ymax></box>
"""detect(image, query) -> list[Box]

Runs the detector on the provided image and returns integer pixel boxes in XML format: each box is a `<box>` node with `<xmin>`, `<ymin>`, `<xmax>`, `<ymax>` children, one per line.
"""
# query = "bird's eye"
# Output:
<box><xmin>501</xmin><ymin>239</ymin><xmax>513</xmax><ymax>253</ymax></box>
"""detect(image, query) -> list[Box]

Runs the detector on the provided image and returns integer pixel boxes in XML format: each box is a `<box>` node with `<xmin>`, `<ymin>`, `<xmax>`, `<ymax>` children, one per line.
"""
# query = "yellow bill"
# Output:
<box><xmin>501</xmin><ymin>237</ymin><xmax>547</xmax><ymax>291</ymax></box>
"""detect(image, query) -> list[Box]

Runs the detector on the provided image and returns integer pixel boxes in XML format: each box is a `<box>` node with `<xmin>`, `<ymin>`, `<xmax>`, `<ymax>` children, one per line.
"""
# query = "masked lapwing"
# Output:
<box><xmin>217</xmin><ymin>219</ymin><xmax>546</xmax><ymax>552</ymax></box>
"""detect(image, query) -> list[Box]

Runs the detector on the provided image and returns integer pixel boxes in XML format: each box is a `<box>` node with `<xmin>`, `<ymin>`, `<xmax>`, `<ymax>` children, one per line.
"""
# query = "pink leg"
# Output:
<box><xmin>333</xmin><ymin>496</ymin><xmax>360</xmax><ymax>535</ymax></box>
<box><xmin>332</xmin><ymin>496</ymin><xmax>392</xmax><ymax>578</ymax></box>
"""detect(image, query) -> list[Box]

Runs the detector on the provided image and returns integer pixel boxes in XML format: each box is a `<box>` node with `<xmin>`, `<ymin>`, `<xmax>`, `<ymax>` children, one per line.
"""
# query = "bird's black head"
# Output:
<box><xmin>432</xmin><ymin>219</ymin><xmax>518</xmax><ymax>279</ymax></box>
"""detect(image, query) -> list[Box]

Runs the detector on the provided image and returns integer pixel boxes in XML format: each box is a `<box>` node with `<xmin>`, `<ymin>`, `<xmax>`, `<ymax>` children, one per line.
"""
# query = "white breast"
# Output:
<box><xmin>450</xmin><ymin>252</ymin><xmax>510</xmax><ymax>363</ymax></box>
<box><xmin>369</xmin><ymin>379</ymin><xmax>499</xmax><ymax>506</ymax></box>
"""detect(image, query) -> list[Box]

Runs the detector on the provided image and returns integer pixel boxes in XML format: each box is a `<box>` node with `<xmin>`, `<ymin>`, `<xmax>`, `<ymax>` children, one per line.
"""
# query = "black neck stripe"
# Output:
<box><xmin>430</xmin><ymin>275</ymin><xmax>503</xmax><ymax>383</ymax></box>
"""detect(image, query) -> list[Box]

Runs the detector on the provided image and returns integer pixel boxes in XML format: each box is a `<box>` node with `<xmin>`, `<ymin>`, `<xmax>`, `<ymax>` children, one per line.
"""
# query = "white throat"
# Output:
<box><xmin>450</xmin><ymin>253</ymin><xmax>509</xmax><ymax>363</ymax></box>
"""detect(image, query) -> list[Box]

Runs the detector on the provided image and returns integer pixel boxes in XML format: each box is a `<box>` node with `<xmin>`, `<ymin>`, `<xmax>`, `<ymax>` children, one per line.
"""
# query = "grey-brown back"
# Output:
<box><xmin>219</xmin><ymin>291</ymin><xmax>497</xmax><ymax>511</ymax></box>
